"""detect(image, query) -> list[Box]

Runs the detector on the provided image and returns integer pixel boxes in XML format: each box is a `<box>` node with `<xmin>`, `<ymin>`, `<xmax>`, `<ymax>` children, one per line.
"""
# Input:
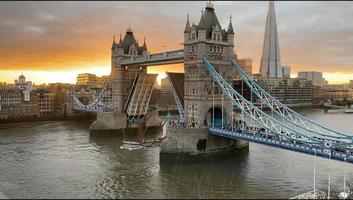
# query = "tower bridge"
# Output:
<box><xmin>71</xmin><ymin>1</ymin><xmax>353</xmax><ymax>163</ymax></box>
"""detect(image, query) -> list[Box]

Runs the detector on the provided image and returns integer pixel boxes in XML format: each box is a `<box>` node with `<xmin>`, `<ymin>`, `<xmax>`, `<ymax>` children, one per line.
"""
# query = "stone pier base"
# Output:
<box><xmin>89</xmin><ymin>111</ymin><xmax>161</xmax><ymax>133</ymax></box>
<box><xmin>160</xmin><ymin>127</ymin><xmax>248</xmax><ymax>162</ymax></box>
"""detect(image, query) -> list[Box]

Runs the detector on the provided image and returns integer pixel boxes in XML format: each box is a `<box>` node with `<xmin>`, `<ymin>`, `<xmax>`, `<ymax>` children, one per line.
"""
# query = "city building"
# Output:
<box><xmin>76</xmin><ymin>73</ymin><xmax>97</xmax><ymax>86</ymax></box>
<box><xmin>313</xmin><ymin>86</ymin><xmax>328</xmax><ymax>104</ymax></box>
<box><xmin>298</xmin><ymin>71</ymin><xmax>324</xmax><ymax>86</ymax></box>
<box><xmin>14</xmin><ymin>74</ymin><xmax>35</xmax><ymax>102</ymax></box>
<box><xmin>259</xmin><ymin>1</ymin><xmax>283</xmax><ymax>78</ymax></box>
<box><xmin>350</xmin><ymin>80</ymin><xmax>353</xmax><ymax>88</ymax></box>
<box><xmin>0</xmin><ymin>74</ymin><xmax>81</xmax><ymax>120</ymax></box>
<box><xmin>0</xmin><ymin>89</ymin><xmax>39</xmax><ymax>119</ymax></box>
<box><xmin>14</xmin><ymin>74</ymin><xmax>33</xmax><ymax>91</ymax></box>
<box><xmin>37</xmin><ymin>90</ymin><xmax>56</xmax><ymax>116</ymax></box>
<box><xmin>322</xmin><ymin>84</ymin><xmax>353</xmax><ymax>102</ymax></box>
<box><xmin>96</xmin><ymin>75</ymin><xmax>110</xmax><ymax>85</ymax></box>
<box><xmin>237</xmin><ymin>58</ymin><xmax>253</xmax><ymax>75</ymax></box>
<box><xmin>256</xmin><ymin>78</ymin><xmax>314</xmax><ymax>105</ymax></box>
<box><xmin>282</xmin><ymin>66</ymin><xmax>291</xmax><ymax>78</ymax></box>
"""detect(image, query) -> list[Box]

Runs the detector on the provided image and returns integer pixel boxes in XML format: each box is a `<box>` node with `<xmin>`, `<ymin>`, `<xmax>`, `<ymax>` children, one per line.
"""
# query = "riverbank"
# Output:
<box><xmin>0</xmin><ymin>113</ymin><xmax>96</xmax><ymax>124</ymax></box>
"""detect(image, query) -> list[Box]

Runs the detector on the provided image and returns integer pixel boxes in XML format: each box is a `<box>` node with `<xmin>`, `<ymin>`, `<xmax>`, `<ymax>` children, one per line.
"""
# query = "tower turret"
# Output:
<box><xmin>117</xmin><ymin>33</ymin><xmax>124</xmax><ymax>55</ymax></box>
<box><xmin>227</xmin><ymin>15</ymin><xmax>234</xmax><ymax>46</ymax></box>
<box><xmin>142</xmin><ymin>37</ymin><xmax>148</xmax><ymax>56</ymax></box>
<box><xmin>184</xmin><ymin>13</ymin><xmax>191</xmax><ymax>42</ymax></box>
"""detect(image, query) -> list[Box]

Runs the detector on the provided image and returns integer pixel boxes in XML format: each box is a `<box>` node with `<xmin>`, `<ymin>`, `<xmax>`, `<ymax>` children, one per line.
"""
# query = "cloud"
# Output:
<box><xmin>0</xmin><ymin>1</ymin><xmax>353</xmax><ymax>84</ymax></box>
<box><xmin>24</xmin><ymin>26</ymin><xmax>46</xmax><ymax>34</ymax></box>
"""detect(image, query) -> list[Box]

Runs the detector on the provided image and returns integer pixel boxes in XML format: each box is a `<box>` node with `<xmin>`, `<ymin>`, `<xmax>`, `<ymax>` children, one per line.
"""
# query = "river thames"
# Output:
<box><xmin>0</xmin><ymin>108</ymin><xmax>352</xmax><ymax>199</ymax></box>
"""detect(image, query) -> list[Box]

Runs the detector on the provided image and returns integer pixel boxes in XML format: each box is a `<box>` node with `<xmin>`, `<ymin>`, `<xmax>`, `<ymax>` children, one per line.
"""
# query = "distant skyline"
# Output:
<box><xmin>1</xmin><ymin>1</ymin><xmax>353</xmax><ymax>84</ymax></box>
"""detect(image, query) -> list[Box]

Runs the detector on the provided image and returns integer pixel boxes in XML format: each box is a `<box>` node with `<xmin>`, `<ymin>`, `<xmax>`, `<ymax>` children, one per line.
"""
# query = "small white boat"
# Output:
<box><xmin>344</xmin><ymin>109</ymin><xmax>353</xmax><ymax>113</ymax></box>
<box><xmin>121</xmin><ymin>139</ymin><xmax>163</xmax><ymax>150</ymax></box>
<box><xmin>120</xmin><ymin>142</ymin><xmax>144</xmax><ymax>150</ymax></box>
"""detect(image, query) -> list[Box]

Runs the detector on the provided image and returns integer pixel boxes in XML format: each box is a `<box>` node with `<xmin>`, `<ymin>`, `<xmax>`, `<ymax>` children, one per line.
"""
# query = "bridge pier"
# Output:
<box><xmin>160</xmin><ymin>127</ymin><xmax>248</xmax><ymax>162</ymax></box>
<box><xmin>89</xmin><ymin>111</ymin><xmax>160</xmax><ymax>132</ymax></box>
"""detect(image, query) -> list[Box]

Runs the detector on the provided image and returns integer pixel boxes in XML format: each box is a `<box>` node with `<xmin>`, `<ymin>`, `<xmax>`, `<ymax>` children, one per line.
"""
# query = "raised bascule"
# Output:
<box><xmin>72</xmin><ymin>2</ymin><xmax>353</xmax><ymax>163</ymax></box>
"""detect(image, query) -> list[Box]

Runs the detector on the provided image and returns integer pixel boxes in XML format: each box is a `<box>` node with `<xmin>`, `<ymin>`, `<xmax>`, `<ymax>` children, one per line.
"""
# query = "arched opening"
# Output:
<box><xmin>205</xmin><ymin>107</ymin><xmax>227</xmax><ymax>128</ymax></box>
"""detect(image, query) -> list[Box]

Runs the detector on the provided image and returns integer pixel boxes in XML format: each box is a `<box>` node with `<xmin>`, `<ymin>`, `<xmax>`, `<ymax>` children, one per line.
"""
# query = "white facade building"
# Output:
<box><xmin>14</xmin><ymin>74</ymin><xmax>34</xmax><ymax>102</ymax></box>
<box><xmin>298</xmin><ymin>71</ymin><xmax>324</xmax><ymax>86</ymax></box>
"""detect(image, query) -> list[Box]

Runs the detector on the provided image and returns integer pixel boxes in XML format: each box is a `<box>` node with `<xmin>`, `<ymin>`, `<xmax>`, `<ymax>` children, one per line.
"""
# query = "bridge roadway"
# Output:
<box><xmin>209</xmin><ymin>127</ymin><xmax>353</xmax><ymax>164</ymax></box>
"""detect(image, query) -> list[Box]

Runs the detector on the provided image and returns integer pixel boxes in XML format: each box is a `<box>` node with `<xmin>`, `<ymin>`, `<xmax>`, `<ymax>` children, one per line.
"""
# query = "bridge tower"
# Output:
<box><xmin>183</xmin><ymin>2</ymin><xmax>235</xmax><ymax>128</ymax></box>
<box><xmin>110</xmin><ymin>27</ymin><xmax>149</xmax><ymax>113</ymax></box>
<box><xmin>159</xmin><ymin>2</ymin><xmax>248</xmax><ymax>161</ymax></box>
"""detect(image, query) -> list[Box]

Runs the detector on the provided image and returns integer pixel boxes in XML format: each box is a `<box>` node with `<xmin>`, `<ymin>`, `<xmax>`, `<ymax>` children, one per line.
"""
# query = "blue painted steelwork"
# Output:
<box><xmin>167</xmin><ymin>73</ymin><xmax>185</xmax><ymax>123</ymax></box>
<box><xmin>209</xmin><ymin>127</ymin><xmax>353</xmax><ymax>164</ymax></box>
<box><xmin>230</xmin><ymin>59</ymin><xmax>353</xmax><ymax>141</ymax></box>
<box><xmin>72</xmin><ymin>80</ymin><xmax>114</xmax><ymax>113</ymax></box>
<box><xmin>203</xmin><ymin>56</ymin><xmax>353</xmax><ymax>155</ymax></box>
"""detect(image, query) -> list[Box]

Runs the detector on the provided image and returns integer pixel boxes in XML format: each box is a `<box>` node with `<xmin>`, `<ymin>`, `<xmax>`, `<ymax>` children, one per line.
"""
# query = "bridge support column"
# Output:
<box><xmin>160</xmin><ymin>127</ymin><xmax>248</xmax><ymax>162</ymax></box>
<box><xmin>89</xmin><ymin>112</ymin><xmax>127</xmax><ymax>131</ymax></box>
<box><xmin>89</xmin><ymin>111</ymin><xmax>161</xmax><ymax>133</ymax></box>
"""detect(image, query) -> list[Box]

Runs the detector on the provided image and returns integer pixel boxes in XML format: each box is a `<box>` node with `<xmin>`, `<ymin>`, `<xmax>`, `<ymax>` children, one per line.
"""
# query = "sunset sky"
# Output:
<box><xmin>1</xmin><ymin>1</ymin><xmax>353</xmax><ymax>85</ymax></box>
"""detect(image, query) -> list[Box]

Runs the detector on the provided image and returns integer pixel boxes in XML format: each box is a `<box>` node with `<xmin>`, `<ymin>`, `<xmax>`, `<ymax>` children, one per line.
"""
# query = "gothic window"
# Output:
<box><xmin>217</xmin><ymin>34</ymin><xmax>220</xmax><ymax>41</ymax></box>
<box><xmin>215</xmin><ymin>86</ymin><xmax>219</xmax><ymax>95</ymax></box>
<box><xmin>194</xmin><ymin>104</ymin><xmax>198</xmax><ymax>117</ymax></box>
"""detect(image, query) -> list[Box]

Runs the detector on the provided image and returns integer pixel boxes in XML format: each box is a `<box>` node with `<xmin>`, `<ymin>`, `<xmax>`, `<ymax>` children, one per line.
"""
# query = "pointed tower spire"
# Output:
<box><xmin>259</xmin><ymin>1</ymin><xmax>282</xmax><ymax>78</ymax></box>
<box><xmin>117</xmin><ymin>33</ymin><xmax>123</xmax><ymax>48</ymax></box>
<box><xmin>206</xmin><ymin>0</ymin><xmax>214</xmax><ymax>10</ymax></box>
<box><xmin>127</xmin><ymin>24</ymin><xmax>132</xmax><ymax>33</ymax></box>
<box><xmin>184</xmin><ymin>13</ymin><xmax>191</xmax><ymax>33</ymax></box>
<box><xmin>227</xmin><ymin>15</ymin><xmax>234</xmax><ymax>34</ymax></box>
<box><xmin>142</xmin><ymin>37</ymin><xmax>147</xmax><ymax>50</ymax></box>
<box><xmin>112</xmin><ymin>35</ymin><xmax>117</xmax><ymax>49</ymax></box>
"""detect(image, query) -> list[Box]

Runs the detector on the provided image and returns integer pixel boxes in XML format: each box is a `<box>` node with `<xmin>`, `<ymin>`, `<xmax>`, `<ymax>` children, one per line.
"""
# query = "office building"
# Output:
<box><xmin>298</xmin><ymin>71</ymin><xmax>324</xmax><ymax>86</ymax></box>
<box><xmin>282</xmin><ymin>66</ymin><xmax>291</xmax><ymax>78</ymax></box>
<box><xmin>259</xmin><ymin>1</ymin><xmax>282</xmax><ymax>78</ymax></box>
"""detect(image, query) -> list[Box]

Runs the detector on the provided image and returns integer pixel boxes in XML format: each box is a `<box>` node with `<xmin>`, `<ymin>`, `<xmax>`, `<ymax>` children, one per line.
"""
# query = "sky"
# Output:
<box><xmin>1</xmin><ymin>1</ymin><xmax>353</xmax><ymax>85</ymax></box>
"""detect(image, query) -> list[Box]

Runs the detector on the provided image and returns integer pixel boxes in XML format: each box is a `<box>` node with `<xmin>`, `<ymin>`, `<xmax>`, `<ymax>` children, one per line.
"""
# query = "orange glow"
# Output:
<box><xmin>1</xmin><ymin>2</ymin><xmax>352</xmax><ymax>85</ymax></box>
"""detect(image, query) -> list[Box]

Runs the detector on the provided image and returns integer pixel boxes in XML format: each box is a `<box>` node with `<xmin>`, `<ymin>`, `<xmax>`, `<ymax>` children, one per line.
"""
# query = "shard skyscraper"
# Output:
<box><xmin>259</xmin><ymin>1</ymin><xmax>283</xmax><ymax>78</ymax></box>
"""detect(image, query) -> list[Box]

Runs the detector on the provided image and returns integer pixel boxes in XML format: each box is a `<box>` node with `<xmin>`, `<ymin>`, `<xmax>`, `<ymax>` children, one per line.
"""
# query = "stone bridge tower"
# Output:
<box><xmin>183</xmin><ymin>2</ymin><xmax>235</xmax><ymax>128</ymax></box>
<box><xmin>110</xmin><ymin>27</ymin><xmax>148</xmax><ymax>113</ymax></box>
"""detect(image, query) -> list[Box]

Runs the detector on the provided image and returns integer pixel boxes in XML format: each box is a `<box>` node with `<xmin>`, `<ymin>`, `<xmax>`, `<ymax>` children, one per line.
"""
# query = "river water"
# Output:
<box><xmin>0</xmin><ymin>108</ymin><xmax>352</xmax><ymax>199</ymax></box>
